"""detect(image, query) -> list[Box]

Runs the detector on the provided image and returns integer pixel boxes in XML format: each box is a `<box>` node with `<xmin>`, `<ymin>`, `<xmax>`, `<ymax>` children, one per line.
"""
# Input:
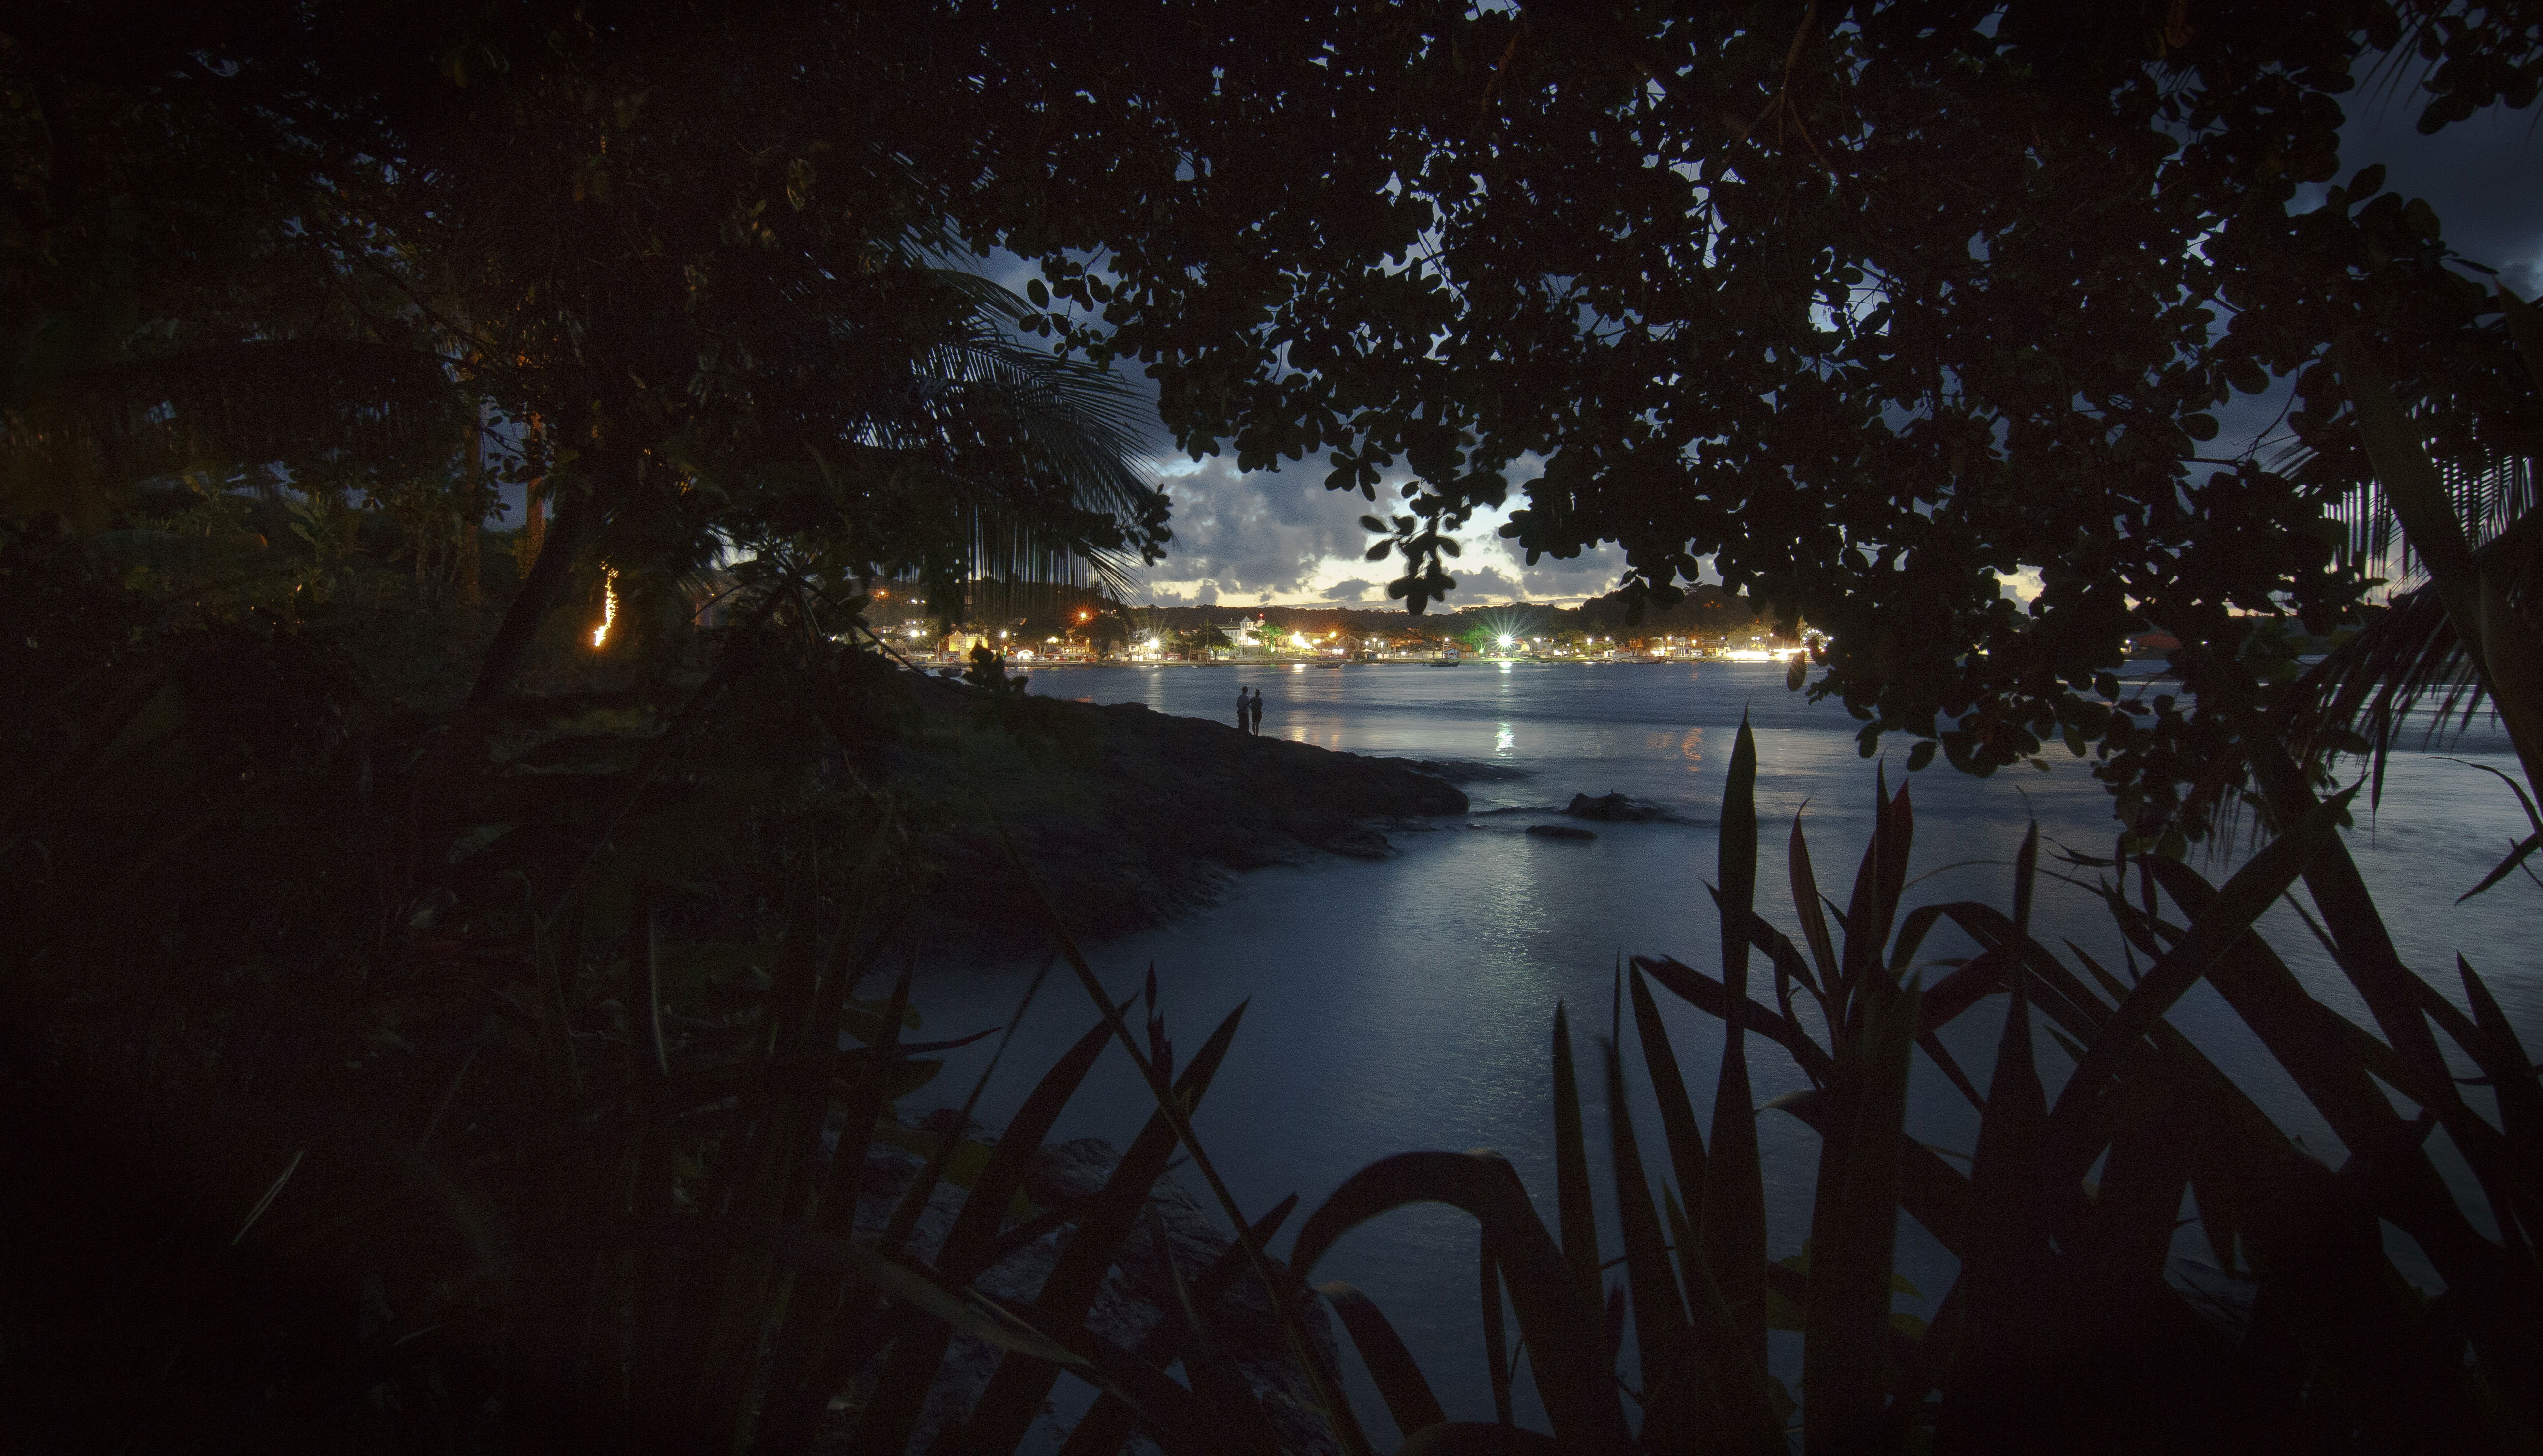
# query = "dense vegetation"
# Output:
<box><xmin>6</xmin><ymin>3</ymin><xmax>2543</xmax><ymax>1454</ymax></box>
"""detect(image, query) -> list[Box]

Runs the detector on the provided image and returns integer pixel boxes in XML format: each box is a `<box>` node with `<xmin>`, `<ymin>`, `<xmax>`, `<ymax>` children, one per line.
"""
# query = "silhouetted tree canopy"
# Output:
<box><xmin>8</xmin><ymin>0</ymin><xmax>2542</xmax><ymax>832</ymax></box>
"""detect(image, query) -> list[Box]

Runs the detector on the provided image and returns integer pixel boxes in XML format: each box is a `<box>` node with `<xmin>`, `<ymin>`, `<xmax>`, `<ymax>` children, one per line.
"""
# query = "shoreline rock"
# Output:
<box><xmin>1563</xmin><ymin>790</ymin><xmax>1665</xmax><ymax>822</ymax></box>
<box><xmin>900</xmin><ymin>678</ymin><xmax>1468</xmax><ymax>949</ymax></box>
<box><xmin>1385</xmin><ymin>757</ymin><xmax>1530</xmax><ymax>784</ymax></box>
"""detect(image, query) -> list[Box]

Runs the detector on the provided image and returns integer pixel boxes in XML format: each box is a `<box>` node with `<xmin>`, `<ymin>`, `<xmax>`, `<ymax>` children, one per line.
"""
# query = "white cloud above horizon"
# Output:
<box><xmin>1125</xmin><ymin>453</ymin><xmax>1633</xmax><ymax>610</ymax></box>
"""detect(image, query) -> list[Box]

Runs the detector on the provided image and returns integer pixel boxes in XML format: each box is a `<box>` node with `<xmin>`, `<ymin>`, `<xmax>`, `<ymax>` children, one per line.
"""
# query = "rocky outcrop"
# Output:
<box><xmin>1563</xmin><ymin>790</ymin><xmax>1665</xmax><ymax>822</ymax></box>
<box><xmin>903</xmin><ymin>678</ymin><xmax>1468</xmax><ymax>947</ymax></box>
<box><xmin>1387</xmin><ymin>757</ymin><xmax>1530</xmax><ymax>784</ymax></box>
<box><xmin>1527</xmin><ymin>823</ymin><xmax>1596</xmax><ymax>841</ymax></box>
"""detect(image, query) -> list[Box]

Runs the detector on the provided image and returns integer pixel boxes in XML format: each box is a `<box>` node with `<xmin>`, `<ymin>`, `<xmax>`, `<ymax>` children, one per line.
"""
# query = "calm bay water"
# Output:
<box><xmin>906</xmin><ymin>660</ymin><xmax>2541</xmax><ymax>1441</ymax></box>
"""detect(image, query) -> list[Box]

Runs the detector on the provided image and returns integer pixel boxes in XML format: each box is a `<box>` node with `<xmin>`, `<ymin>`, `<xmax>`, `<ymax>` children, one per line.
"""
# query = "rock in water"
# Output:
<box><xmin>1564</xmin><ymin>791</ymin><xmax>1664</xmax><ymax>822</ymax></box>
<box><xmin>1527</xmin><ymin>824</ymin><xmax>1596</xmax><ymax>841</ymax></box>
<box><xmin>1393</xmin><ymin>757</ymin><xmax>1531</xmax><ymax>783</ymax></box>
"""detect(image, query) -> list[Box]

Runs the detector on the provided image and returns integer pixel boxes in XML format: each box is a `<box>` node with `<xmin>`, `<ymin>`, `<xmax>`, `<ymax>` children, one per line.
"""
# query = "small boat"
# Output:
<box><xmin>1316</xmin><ymin>660</ymin><xmax>1344</xmax><ymax>669</ymax></box>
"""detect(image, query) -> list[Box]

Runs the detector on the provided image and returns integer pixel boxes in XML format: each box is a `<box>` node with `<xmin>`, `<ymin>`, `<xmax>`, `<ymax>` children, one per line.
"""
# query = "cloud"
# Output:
<box><xmin>2332</xmin><ymin>92</ymin><xmax>2543</xmax><ymax>294</ymax></box>
<box><xmin>1125</xmin><ymin>454</ymin><xmax>1632</xmax><ymax>608</ymax></box>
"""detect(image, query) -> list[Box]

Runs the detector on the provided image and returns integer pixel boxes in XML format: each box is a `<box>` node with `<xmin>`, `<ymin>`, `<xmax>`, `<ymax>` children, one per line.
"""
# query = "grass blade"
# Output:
<box><xmin>991</xmin><ymin>809</ymin><xmax>1367</xmax><ymax>1456</ymax></box>
<box><xmin>2460</xmin><ymin>956</ymin><xmax>2543</xmax><ymax>1160</ymax></box>
<box><xmin>1800</xmin><ymin>965</ymin><xmax>1923</xmax><ymax>1455</ymax></box>
<box><xmin>1704</xmin><ymin>717</ymin><xmax>1770</xmax><ymax>1366</ymax></box>
<box><xmin>2041</xmin><ymin>787</ymin><xmax>2355</xmax><ymax>1180</ymax></box>
<box><xmin>1550</xmin><ymin>1003</ymin><xmax>1601</xmax><ymax>1318</ymax></box>
<box><xmin>953</xmin><ymin>1003</ymin><xmax>1247</xmax><ymax>1456</ymax></box>
<box><xmin>1321</xmin><ymin>1280</ymin><xmax>1450</xmax><ymax>1440</ymax></box>
<box><xmin>1292</xmin><ymin>1150</ymin><xmax>1630</xmax><ymax>1450</ymax></box>
<box><xmin>1791</xmin><ymin>812</ymin><xmax>1840</xmax><ymax>993</ymax></box>
<box><xmin>1602</xmin><ymin>1037</ymin><xmax>1695</xmax><ymax>1447</ymax></box>
<box><xmin>1481</xmin><ymin>1242</ymin><xmax>1514</xmax><ymax>1428</ymax></box>
<box><xmin>1935</xmin><ymin>830</ymin><xmax>2053</xmax><ymax>1452</ymax></box>
<box><xmin>841</xmin><ymin>1018</ymin><xmax>1113</xmax><ymax>1455</ymax></box>
<box><xmin>1060</xmin><ymin>1196</ymin><xmax>1307</xmax><ymax>1456</ymax></box>
<box><xmin>1628</xmin><ymin>966</ymin><xmax>1710</xmax><ymax>1249</ymax></box>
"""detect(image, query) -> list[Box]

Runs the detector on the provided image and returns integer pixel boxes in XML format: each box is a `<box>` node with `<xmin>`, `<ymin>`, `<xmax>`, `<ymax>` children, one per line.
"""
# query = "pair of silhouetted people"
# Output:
<box><xmin>1233</xmin><ymin>686</ymin><xmax>1264</xmax><ymax>735</ymax></box>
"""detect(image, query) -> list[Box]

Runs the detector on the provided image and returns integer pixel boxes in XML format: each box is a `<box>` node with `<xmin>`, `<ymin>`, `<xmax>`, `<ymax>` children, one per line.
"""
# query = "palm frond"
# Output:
<box><xmin>2286</xmin><ymin>508</ymin><xmax>2543</xmax><ymax>810</ymax></box>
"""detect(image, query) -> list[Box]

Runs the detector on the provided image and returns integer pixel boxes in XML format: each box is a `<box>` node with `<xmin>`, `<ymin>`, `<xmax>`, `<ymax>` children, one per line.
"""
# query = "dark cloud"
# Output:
<box><xmin>2330</xmin><ymin>87</ymin><xmax>2543</xmax><ymax>292</ymax></box>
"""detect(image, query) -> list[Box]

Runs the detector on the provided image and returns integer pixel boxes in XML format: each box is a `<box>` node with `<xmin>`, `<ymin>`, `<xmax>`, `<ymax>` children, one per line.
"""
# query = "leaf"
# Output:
<box><xmin>1480</xmin><ymin>1241</ymin><xmax>1514</xmax><ymax>1429</ymax></box>
<box><xmin>842</xmin><ymin>1019</ymin><xmax>1113</xmax><ymax>1454</ymax></box>
<box><xmin>1291</xmin><ymin>1150</ymin><xmax>1630</xmax><ymax>1450</ymax></box>
<box><xmin>1320</xmin><ymin>1281</ymin><xmax>1449</xmax><ymax>1440</ymax></box>
<box><xmin>1791</xmin><ymin>814</ymin><xmax>1841</xmax><ymax>991</ymax></box>
<box><xmin>1934</xmin><ymin>826</ymin><xmax>2057</xmax><ymax>1449</ymax></box>
<box><xmin>1550</xmin><ymin>1003</ymin><xmax>1600</xmax><ymax>1315</ymax></box>
<box><xmin>1628</xmin><ymin>967</ymin><xmax>1709</xmax><ymax>1246</ymax></box>
<box><xmin>1148</xmin><ymin>1205</ymin><xmax>1281</xmax><ymax>1456</ymax></box>
<box><xmin>1060</xmin><ymin>1196</ymin><xmax>1308</xmax><ymax>1456</ymax></box>
<box><xmin>1602</xmin><ymin>1038</ymin><xmax>1695</xmax><ymax>1448</ymax></box>
<box><xmin>2041</xmin><ymin>786</ymin><xmax>2356</xmax><ymax>1182</ymax></box>
<box><xmin>952</xmin><ymin>1003</ymin><xmax>1248</xmax><ymax>1456</ymax></box>
<box><xmin>2333</xmin><ymin>334</ymin><xmax>2543</xmax><ymax>796</ymax></box>
<box><xmin>2458</xmin><ymin>956</ymin><xmax>2543</xmax><ymax>1160</ymax></box>
<box><xmin>1704</xmin><ymin>716</ymin><xmax>1770</xmax><ymax>1366</ymax></box>
<box><xmin>649</xmin><ymin>1214</ymin><xmax>1089</xmax><ymax>1369</ymax></box>
<box><xmin>1800</xmin><ymin>964</ymin><xmax>1923</xmax><ymax>1454</ymax></box>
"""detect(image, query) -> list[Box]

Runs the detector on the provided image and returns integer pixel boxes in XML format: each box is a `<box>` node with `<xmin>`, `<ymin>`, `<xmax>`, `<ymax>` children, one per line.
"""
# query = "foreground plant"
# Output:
<box><xmin>1293</xmin><ymin>719</ymin><xmax>2543</xmax><ymax>1455</ymax></box>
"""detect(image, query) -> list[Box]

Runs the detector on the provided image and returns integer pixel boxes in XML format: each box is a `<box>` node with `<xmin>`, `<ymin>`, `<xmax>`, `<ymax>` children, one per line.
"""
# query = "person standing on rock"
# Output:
<box><xmin>1248</xmin><ymin>686</ymin><xmax>1265</xmax><ymax>736</ymax></box>
<box><xmin>1235</xmin><ymin>684</ymin><xmax>1250</xmax><ymax>732</ymax></box>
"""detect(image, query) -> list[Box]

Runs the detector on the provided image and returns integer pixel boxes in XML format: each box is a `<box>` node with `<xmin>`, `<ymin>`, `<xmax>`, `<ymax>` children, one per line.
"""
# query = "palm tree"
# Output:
<box><xmin>2272</xmin><ymin>296</ymin><xmax>2543</xmax><ymax>889</ymax></box>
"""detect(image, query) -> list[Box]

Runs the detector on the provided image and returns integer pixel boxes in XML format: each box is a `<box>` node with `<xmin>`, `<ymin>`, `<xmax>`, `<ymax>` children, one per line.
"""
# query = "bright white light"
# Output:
<box><xmin>1498</xmin><ymin>635</ymin><xmax>1512</xmax><ymax>648</ymax></box>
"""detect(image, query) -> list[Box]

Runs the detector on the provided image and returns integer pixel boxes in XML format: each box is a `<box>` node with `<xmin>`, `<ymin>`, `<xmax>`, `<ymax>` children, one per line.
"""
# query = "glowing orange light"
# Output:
<box><xmin>592</xmin><ymin>569</ymin><xmax>619</xmax><ymax>648</ymax></box>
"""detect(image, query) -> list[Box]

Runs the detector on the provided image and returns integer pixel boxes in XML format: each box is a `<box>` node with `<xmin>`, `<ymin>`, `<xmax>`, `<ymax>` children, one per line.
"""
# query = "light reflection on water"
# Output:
<box><xmin>909</xmin><ymin>662</ymin><xmax>2538</xmax><ymax>1441</ymax></box>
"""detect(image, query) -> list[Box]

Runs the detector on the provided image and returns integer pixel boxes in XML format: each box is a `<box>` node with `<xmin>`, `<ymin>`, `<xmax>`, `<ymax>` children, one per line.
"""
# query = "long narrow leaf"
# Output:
<box><xmin>1602</xmin><ymin>1039</ymin><xmax>1696</xmax><ymax>1448</ymax></box>
<box><xmin>1704</xmin><ymin>717</ymin><xmax>1770</xmax><ymax>1366</ymax></box>
<box><xmin>1550</xmin><ymin>1003</ymin><xmax>1601</xmax><ymax>1317</ymax></box>
<box><xmin>1321</xmin><ymin>1280</ymin><xmax>1450</xmax><ymax>1441</ymax></box>
<box><xmin>2040</xmin><ymin>787</ymin><xmax>2355</xmax><ymax>1180</ymax></box>
<box><xmin>1292</xmin><ymin>1151</ymin><xmax>1631</xmax><ymax>1450</ymax></box>
<box><xmin>1629</xmin><ymin>967</ymin><xmax>1710</xmax><ymax>1248</ymax></box>
<box><xmin>1801</xmin><ymin>968</ymin><xmax>1923</xmax><ymax>1455</ymax></box>
<box><xmin>1936</xmin><ymin>829</ymin><xmax>2054</xmax><ymax>1453</ymax></box>
<box><xmin>953</xmin><ymin>1004</ymin><xmax>1247</xmax><ymax>1455</ymax></box>
<box><xmin>843</xmin><ymin>1017</ymin><xmax>1113</xmax><ymax>1454</ymax></box>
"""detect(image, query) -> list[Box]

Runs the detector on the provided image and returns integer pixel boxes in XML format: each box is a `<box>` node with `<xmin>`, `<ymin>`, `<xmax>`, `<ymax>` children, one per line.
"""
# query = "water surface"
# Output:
<box><xmin>908</xmin><ymin>660</ymin><xmax>2539</xmax><ymax>1441</ymax></box>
